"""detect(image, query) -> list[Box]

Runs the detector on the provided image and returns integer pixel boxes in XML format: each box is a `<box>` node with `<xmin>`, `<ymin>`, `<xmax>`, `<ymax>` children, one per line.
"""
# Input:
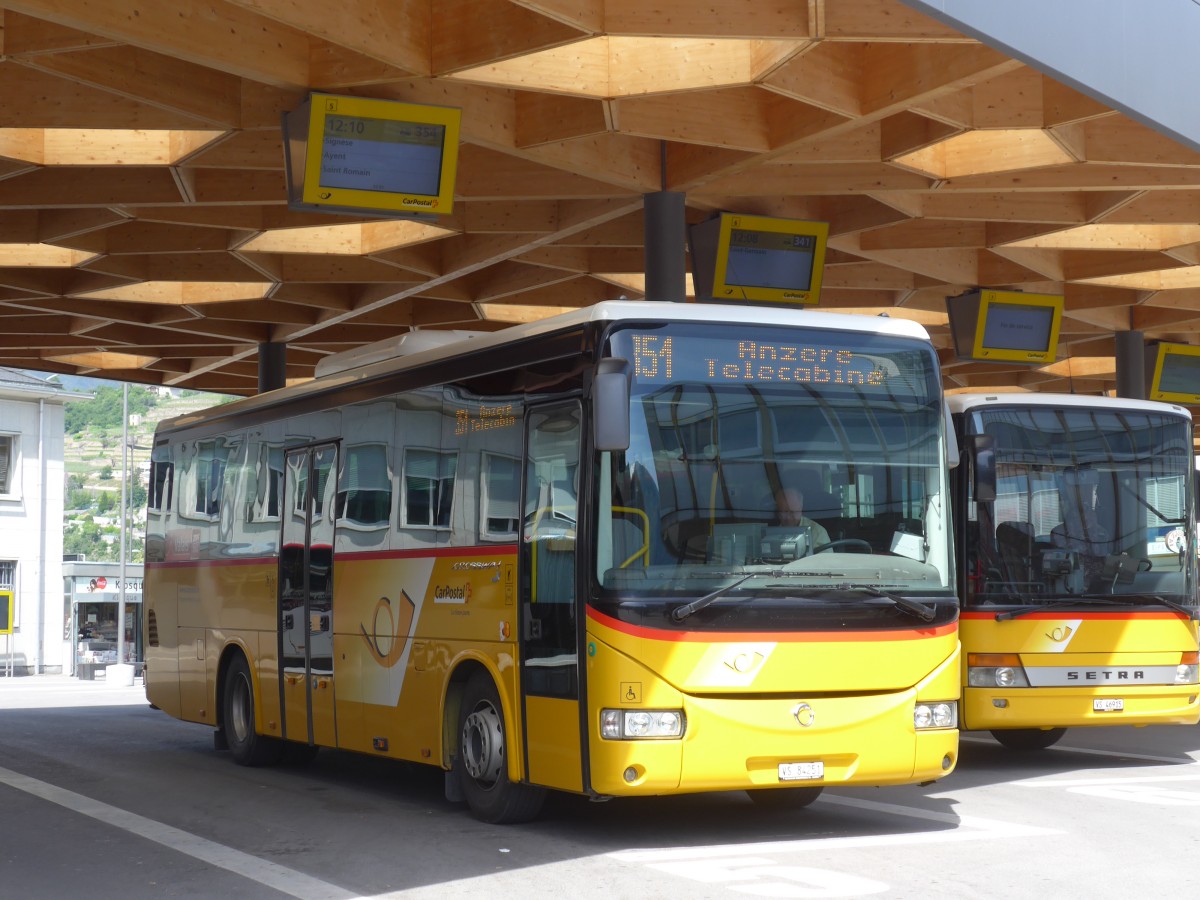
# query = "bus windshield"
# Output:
<box><xmin>963</xmin><ymin>405</ymin><xmax>1195</xmax><ymax>607</ymax></box>
<box><xmin>596</xmin><ymin>322</ymin><xmax>954</xmax><ymax>622</ymax></box>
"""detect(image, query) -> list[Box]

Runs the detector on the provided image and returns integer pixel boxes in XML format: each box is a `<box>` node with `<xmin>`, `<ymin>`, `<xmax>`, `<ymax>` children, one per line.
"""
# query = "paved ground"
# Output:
<box><xmin>0</xmin><ymin>672</ymin><xmax>148</xmax><ymax>710</ymax></box>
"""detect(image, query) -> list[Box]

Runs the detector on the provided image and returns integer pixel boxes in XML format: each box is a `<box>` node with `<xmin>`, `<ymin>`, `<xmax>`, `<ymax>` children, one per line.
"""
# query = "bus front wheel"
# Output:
<box><xmin>990</xmin><ymin>727</ymin><xmax>1066</xmax><ymax>751</ymax></box>
<box><xmin>222</xmin><ymin>653</ymin><xmax>283</xmax><ymax>767</ymax></box>
<box><xmin>456</xmin><ymin>672</ymin><xmax>545</xmax><ymax>824</ymax></box>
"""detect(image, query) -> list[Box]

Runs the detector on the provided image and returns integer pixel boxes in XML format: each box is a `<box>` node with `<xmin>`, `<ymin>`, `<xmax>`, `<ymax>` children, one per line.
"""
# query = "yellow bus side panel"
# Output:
<box><xmin>961</xmin><ymin>613</ymin><xmax>1200</xmax><ymax>729</ymax></box>
<box><xmin>586</xmin><ymin>616</ymin><xmax>959</xmax><ymax>796</ymax></box>
<box><xmin>525</xmin><ymin>695</ymin><xmax>583</xmax><ymax>792</ymax></box>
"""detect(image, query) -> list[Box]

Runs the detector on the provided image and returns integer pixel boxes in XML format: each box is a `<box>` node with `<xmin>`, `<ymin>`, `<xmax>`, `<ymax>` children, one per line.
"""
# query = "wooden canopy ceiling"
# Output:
<box><xmin>3</xmin><ymin>0</ymin><xmax>1200</xmax><ymax>398</ymax></box>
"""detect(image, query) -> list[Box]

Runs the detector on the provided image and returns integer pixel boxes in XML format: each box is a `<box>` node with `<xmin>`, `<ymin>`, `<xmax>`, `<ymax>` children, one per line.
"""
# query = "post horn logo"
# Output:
<box><xmin>791</xmin><ymin>702</ymin><xmax>815</xmax><ymax>727</ymax></box>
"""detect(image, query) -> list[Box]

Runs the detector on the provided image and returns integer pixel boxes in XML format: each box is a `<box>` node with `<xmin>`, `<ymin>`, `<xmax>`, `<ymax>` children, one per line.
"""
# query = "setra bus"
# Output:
<box><xmin>949</xmin><ymin>392</ymin><xmax>1200</xmax><ymax>750</ymax></box>
<box><xmin>144</xmin><ymin>300</ymin><xmax>961</xmax><ymax>822</ymax></box>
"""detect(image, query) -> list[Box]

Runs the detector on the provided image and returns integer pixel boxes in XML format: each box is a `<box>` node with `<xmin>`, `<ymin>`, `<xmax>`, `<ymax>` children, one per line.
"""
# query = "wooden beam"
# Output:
<box><xmin>513</xmin><ymin>92</ymin><xmax>607</xmax><ymax>148</ymax></box>
<box><xmin>5</xmin><ymin>0</ymin><xmax>314</xmax><ymax>87</ymax></box>
<box><xmin>225</xmin><ymin>0</ymin><xmax>430</xmax><ymax>75</ymax></box>
<box><xmin>0</xmin><ymin>63</ymin><xmax>210</xmax><ymax>129</ymax></box>
<box><xmin>0</xmin><ymin>166</ymin><xmax>184</xmax><ymax>207</ymax></box>
<box><xmin>432</xmin><ymin>0</ymin><xmax>588</xmax><ymax>74</ymax></box>
<box><xmin>1</xmin><ymin>11</ymin><xmax>120</xmax><ymax>54</ymax></box>
<box><xmin>614</xmin><ymin>87</ymin><xmax>774</xmax><ymax>152</ymax></box>
<box><xmin>16</xmin><ymin>45</ymin><xmax>243</xmax><ymax>128</ymax></box>
<box><xmin>605</xmin><ymin>0</ymin><xmax>813</xmax><ymax>38</ymax></box>
<box><xmin>822</xmin><ymin>0</ymin><xmax>969</xmax><ymax>41</ymax></box>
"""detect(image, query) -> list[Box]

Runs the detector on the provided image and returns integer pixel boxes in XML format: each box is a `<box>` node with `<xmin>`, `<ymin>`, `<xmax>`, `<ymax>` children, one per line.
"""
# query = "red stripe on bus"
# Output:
<box><xmin>586</xmin><ymin>606</ymin><xmax>955</xmax><ymax>643</ymax></box>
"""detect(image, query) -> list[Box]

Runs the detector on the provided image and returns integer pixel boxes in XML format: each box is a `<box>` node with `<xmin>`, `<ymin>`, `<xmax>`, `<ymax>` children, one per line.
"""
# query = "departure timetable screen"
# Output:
<box><xmin>319</xmin><ymin>114</ymin><xmax>445</xmax><ymax>195</ymax></box>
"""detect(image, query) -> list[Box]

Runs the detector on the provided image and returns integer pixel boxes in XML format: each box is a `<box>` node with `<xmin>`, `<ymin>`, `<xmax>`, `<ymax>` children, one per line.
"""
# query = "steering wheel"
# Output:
<box><xmin>814</xmin><ymin>538</ymin><xmax>872</xmax><ymax>554</ymax></box>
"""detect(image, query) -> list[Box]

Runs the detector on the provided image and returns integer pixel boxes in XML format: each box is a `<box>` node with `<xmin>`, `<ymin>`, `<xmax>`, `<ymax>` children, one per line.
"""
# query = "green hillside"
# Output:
<box><xmin>63</xmin><ymin>386</ymin><xmax>234</xmax><ymax>562</ymax></box>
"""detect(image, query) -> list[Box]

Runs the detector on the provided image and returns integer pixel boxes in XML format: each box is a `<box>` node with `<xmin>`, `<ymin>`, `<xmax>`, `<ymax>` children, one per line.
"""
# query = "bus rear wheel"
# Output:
<box><xmin>222</xmin><ymin>653</ymin><xmax>283</xmax><ymax>767</ymax></box>
<box><xmin>746</xmin><ymin>786</ymin><xmax>824</xmax><ymax>809</ymax></box>
<box><xmin>456</xmin><ymin>672</ymin><xmax>545</xmax><ymax>824</ymax></box>
<box><xmin>990</xmin><ymin>727</ymin><xmax>1066</xmax><ymax>751</ymax></box>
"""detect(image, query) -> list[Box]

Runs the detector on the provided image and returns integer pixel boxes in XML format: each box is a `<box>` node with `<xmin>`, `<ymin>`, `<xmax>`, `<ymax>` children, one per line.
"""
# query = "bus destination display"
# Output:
<box><xmin>630</xmin><ymin>334</ymin><xmax>887</xmax><ymax>388</ymax></box>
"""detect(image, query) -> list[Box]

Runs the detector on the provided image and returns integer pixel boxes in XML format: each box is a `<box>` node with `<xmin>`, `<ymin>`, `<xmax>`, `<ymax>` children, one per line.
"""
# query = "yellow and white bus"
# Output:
<box><xmin>950</xmin><ymin>393</ymin><xmax>1200</xmax><ymax>750</ymax></box>
<box><xmin>144</xmin><ymin>301</ymin><xmax>961</xmax><ymax>822</ymax></box>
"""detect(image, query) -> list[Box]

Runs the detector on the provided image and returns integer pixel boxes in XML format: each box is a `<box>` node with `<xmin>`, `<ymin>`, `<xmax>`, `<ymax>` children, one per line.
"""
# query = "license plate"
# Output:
<box><xmin>1094</xmin><ymin>698</ymin><xmax>1124</xmax><ymax>712</ymax></box>
<box><xmin>778</xmin><ymin>761</ymin><xmax>824</xmax><ymax>781</ymax></box>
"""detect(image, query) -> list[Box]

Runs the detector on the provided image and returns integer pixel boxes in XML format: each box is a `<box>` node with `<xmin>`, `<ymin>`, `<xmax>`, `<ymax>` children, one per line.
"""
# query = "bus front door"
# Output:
<box><xmin>520</xmin><ymin>402</ymin><xmax>584</xmax><ymax>793</ymax></box>
<box><xmin>279</xmin><ymin>443</ymin><xmax>339</xmax><ymax>749</ymax></box>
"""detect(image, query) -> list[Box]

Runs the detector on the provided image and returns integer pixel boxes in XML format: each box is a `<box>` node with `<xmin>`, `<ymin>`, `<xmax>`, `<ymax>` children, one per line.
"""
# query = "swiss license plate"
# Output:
<box><xmin>1094</xmin><ymin>698</ymin><xmax>1124</xmax><ymax>712</ymax></box>
<box><xmin>778</xmin><ymin>761</ymin><xmax>824</xmax><ymax>781</ymax></box>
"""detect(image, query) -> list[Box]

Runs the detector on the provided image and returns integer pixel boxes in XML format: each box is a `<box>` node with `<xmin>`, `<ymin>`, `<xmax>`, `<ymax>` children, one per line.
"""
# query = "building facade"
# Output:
<box><xmin>0</xmin><ymin>369</ymin><xmax>68</xmax><ymax>675</ymax></box>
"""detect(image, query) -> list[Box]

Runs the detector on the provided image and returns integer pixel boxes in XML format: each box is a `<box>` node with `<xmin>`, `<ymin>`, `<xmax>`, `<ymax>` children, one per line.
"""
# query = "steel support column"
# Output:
<box><xmin>644</xmin><ymin>191</ymin><xmax>687</xmax><ymax>303</ymax></box>
<box><xmin>258</xmin><ymin>341</ymin><xmax>287</xmax><ymax>394</ymax></box>
<box><xmin>1114</xmin><ymin>330</ymin><xmax>1145</xmax><ymax>399</ymax></box>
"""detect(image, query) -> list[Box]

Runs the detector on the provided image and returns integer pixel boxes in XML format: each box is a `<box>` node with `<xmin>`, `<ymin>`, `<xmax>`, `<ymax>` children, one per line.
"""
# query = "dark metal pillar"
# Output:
<box><xmin>643</xmin><ymin>191</ymin><xmax>687</xmax><ymax>303</ymax></box>
<box><xmin>1114</xmin><ymin>330</ymin><xmax>1145</xmax><ymax>399</ymax></box>
<box><xmin>258</xmin><ymin>341</ymin><xmax>287</xmax><ymax>394</ymax></box>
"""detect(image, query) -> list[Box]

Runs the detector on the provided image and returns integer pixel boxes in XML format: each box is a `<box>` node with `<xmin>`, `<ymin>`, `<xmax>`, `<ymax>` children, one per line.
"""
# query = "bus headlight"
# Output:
<box><xmin>914</xmin><ymin>701</ymin><xmax>957</xmax><ymax>730</ymax></box>
<box><xmin>1176</xmin><ymin>652</ymin><xmax>1199</xmax><ymax>685</ymax></box>
<box><xmin>967</xmin><ymin>653</ymin><xmax>1031</xmax><ymax>687</ymax></box>
<box><xmin>600</xmin><ymin>709</ymin><xmax>685</xmax><ymax>740</ymax></box>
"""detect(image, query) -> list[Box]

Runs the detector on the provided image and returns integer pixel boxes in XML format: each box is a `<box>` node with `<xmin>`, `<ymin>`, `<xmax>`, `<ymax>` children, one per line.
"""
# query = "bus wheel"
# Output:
<box><xmin>456</xmin><ymin>672</ymin><xmax>545</xmax><ymax>824</ymax></box>
<box><xmin>746</xmin><ymin>786</ymin><xmax>824</xmax><ymax>809</ymax></box>
<box><xmin>990</xmin><ymin>728</ymin><xmax>1066</xmax><ymax>751</ymax></box>
<box><xmin>222</xmin><ymin>654</ymin><xmax>283</xmax><ymax>767</ymax></box>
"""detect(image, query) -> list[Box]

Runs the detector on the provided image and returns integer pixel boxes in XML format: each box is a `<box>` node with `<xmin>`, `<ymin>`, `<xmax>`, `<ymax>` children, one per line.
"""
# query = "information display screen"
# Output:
<box><xmin>691</xmin><ymin>213</ymin><xmax>829</xmax><ymax>305</ymax></box>
<box><xmin>319</xmin><ymin>115</ymin><xmax>446</xmax><ymax>196</ymax></box>
<box><xmin>724</xmin><ymin>229</ymin><xmax>818</xmax><ymax>293</ymax></box>
<box><xmin>947</xmin><ymin>289</ymin><xmax>1063</xmax><ymax>364</ymax></box>
<box><xmin>1149</xmin><ymin>342</ymin><xmax>1200</xmax><ymax>404</ymax></box>
<box><xmin>284</xmin><ymin>92</ymin><xmax>461</xmax><ymax>216</ymax></box>
<box><xmin>980</xmin><ymin>302</ymin><xmax>1057</xmax><ymax>352</ymax></box>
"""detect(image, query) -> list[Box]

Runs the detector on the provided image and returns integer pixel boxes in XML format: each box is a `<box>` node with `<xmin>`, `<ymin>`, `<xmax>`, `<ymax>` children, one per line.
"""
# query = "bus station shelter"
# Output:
<box><xmin>1</xmin><ymin>1</ymin><xmax>1199</xmax><ymax>424</ymax></box>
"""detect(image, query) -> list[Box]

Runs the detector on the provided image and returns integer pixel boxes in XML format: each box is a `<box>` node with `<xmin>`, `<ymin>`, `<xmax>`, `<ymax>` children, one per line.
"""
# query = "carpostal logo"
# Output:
<box><xmin>433</xmin><ymin>583</ymin><xmax>471</xmax><ymax>604</ymax></box>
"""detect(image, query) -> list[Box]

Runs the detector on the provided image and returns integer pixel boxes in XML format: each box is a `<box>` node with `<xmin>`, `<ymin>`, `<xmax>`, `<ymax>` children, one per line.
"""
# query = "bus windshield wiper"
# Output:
<box><xmin>844</xmin><ymin>584</ymin><xmax>937</xmax><ymax>623</ymax></box>
<box><xmin>1076</xmin><ymin>592</ymin><xmax>1198</xmax><ymax>621</ymax></box>
<box><xmin>671</xmin><ymin>573</ymin><xmax>757</xmax><ymax>622</ymax></box>
<box><xmin>671</xmin><ymin>569</ymin><xmax>849</xmax><ymax>622</ymax></box>
<box><xmin>998</xmin><ymin>595</ymin><xmax>1137</xmax><ymax>624</ymax></box>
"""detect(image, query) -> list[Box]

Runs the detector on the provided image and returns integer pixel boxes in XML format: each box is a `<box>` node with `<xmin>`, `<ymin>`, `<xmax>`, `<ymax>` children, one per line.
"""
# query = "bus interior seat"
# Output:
<box><xmin>996</xmin><ymin>521</ymin><xmax>1036</xmax><ymax>584</ymax></box>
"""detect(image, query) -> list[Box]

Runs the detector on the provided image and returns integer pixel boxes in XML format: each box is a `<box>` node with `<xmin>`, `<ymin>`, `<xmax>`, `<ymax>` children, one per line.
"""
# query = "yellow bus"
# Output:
<box><xmin>950</xmin><ymin>393</ymin><xmax>1200</xmax><ymax>750</ymax></box>
<box><xmin>144</xmin><ymin>301</ymin><xmax>961</xmax><ymax>822</ymax></box>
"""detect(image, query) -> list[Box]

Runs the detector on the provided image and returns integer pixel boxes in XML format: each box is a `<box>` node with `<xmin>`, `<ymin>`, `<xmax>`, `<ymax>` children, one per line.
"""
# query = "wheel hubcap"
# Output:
<box><xmin>462</xmin><ymin>700</ymin><xmax>504</xmax><ymax>788</ymax></box>
<box><xmin>230</xmin><ymin>674</ymin><xmax>251</xmax><ymax>743</ymax></box>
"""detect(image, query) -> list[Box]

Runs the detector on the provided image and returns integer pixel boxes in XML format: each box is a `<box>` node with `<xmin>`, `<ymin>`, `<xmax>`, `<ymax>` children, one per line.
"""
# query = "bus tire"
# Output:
<box><xmin>990</xmin><ymin>727</ymin><xmax>1066</xmax><ymax>751</ymax></box>
<box><xmin>746</xmin><ymin>786</ymin><xmax>823</xmax><ymax>809</ymax></box>
<box><xmin>456</xmin><ymin>671</ymin><xmax>545</xmax><ymax>824</ymax></box>
<box><xmin>222</xmin><ymin>653</ymin><xmax>283</xmax><ymax>767</ymax></box>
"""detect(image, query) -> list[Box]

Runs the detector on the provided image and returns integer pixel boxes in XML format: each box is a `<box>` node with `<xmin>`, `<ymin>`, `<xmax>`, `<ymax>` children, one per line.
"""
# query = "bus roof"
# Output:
<box><xmin>156</xmin><ymin>300</ymin><xmax>932</xmax><ymax>438</ymax></box>
<box><xmin>947</xmin><ymin>391</ymin><xmax>1192</xmax><ymax>420</ymax></box>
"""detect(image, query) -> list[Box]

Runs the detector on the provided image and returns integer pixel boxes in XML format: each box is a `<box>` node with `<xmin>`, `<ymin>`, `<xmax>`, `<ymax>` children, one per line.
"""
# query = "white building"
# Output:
<box><xmin>0</xmin><ymin>369</ymin><xmax>70</xmax><ymax>676</ymax></box>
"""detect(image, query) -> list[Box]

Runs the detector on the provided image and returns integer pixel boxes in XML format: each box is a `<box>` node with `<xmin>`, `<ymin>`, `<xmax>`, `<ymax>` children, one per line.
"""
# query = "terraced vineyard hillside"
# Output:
<box><xmin>63</xmin><ymin>385</ymin><xmax>233</xmax><ymax>562</ymax></box>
